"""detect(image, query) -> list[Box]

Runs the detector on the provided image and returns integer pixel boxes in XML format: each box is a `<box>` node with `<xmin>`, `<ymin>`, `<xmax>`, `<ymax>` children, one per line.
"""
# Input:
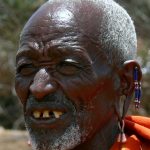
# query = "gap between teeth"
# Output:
<box><xmin>33</xmin><ymin>110</ymin><xmax>63</xmax><ymax>119</ymax></box>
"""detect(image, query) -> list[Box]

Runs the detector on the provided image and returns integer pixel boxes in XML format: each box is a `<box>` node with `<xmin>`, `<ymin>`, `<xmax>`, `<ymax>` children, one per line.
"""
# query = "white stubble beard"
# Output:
<box><xmin>27</xmin><ymin>123</ymin><xmax>82</xmax><ymax>150</ymax></box>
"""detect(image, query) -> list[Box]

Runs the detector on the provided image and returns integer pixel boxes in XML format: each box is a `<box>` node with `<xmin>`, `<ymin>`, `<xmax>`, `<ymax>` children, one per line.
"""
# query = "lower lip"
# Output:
<box><xmin>27</xmin><ymin>112</ymin><xmax>70</xmax><ymax>128</ymax></box>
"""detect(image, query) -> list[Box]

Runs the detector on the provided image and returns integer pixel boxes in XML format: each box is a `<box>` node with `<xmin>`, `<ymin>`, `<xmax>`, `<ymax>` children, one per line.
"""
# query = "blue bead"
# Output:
<box><xmin>135</xmin><ymin>89</ymin><xmax>139</xmax><ymax>98</ymax></box>
<box><xmin>134</xmin><ymin>67</ymin><xmax>138</xmax><ymax>81</ymax></box>
<box><xmin>138</xmin><ymin>89</ymin><xmax>142</xmax><ymax>100</ymax></box>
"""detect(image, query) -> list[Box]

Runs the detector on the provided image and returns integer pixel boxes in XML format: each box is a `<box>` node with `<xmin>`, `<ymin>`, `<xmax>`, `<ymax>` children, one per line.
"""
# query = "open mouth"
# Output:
<box><xmin>32</xmin><ymin>109</ymin><xmax>65</xmax><ymax>120</ymax></box>
<box><xmin>25</xmin><ymin>95</ymin><xmax>75</xmax><ymax>128</ymax></box>
<box><xmin>25</xmin><ymin>105</ymin><xmax>71</xmax><ymax>128</ymax></box>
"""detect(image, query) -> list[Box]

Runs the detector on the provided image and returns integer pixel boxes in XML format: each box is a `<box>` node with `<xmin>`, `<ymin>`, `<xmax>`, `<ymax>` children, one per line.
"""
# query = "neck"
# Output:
<box><xmin>73</xmin><ymin>117</ymin><xmax>118</xmax><ymax>150</ymax></box>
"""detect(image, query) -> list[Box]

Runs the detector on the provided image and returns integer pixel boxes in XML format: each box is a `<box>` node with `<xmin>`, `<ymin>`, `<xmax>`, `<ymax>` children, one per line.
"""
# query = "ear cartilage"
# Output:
<box><xmin>134</xmin><ymin>67</ymin><xmax>142</xmax><ymax>109</ymax></box>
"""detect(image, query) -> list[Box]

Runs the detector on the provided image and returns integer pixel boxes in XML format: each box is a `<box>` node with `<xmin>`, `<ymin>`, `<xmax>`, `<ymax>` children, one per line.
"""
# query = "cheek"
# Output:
<box><xmin>79</xmin><ymin>91</ymin><xmax>116</xmax><ymax>139</ymax></box>
<box><xmin>57</xmin><ymin>76</ymin><xmax>101</xmax><ymax>101</ymax></box>
<box><xmin>55</xmin><ymin>76</ymin><xmax>116</xmax><ymax>140</ymax></box>
<box><xmin>15</xmin><ymin>76</ymin><xmax>32</xmax><ymax>104</ymax></box>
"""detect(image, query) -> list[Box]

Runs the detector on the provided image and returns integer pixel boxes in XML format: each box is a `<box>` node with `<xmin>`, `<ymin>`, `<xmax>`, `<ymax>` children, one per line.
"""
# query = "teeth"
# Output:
<box><xmin>43</xmin><ymin>110</ymin><xmax>50</xmax><ymax>118</ymax></box>
<box><xmin>33</xmin><ymin>110</ymin><xmax>63</xmax><ymax>119</ymax></box>
<box><xmin>33</xmin><ymin>111</ymin><xmax>41</xmax><ymax>118</ymax></box>
<box><xmin>53</xmin><ymin>111</ymin><xmax>63</xmax><ymax>119</ymax></box>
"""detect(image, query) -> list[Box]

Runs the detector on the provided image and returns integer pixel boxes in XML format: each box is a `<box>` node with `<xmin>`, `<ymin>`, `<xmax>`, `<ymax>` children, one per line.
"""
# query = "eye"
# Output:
<box><xmin>17</xmin><ymin>64</ymin><xmax>37</xmax><ymax>76</ymax></box>
<box><xmin>57</xmin><ymin>60</ymin><xmax>82</xmax><ymax>76</ymax></box>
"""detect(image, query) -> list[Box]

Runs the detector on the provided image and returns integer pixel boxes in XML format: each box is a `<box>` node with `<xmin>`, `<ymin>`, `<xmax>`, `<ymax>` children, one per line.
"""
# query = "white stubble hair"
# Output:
<box><xmin>28</xmin><ymin>123</ymin><xmax>82</xmax><ymax>150</ymax></box>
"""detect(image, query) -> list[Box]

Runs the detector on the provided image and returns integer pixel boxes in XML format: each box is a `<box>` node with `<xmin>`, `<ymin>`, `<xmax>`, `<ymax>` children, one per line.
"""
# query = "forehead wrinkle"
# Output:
<box><xmin>20</xmin><ymin>22</ymin><xmax>77</xmax><ymax>49</ymax></box>
<box><xmin>43</xmin><ymin>43</ymin><xmax>92</xmax><ymax>64</ymax></box>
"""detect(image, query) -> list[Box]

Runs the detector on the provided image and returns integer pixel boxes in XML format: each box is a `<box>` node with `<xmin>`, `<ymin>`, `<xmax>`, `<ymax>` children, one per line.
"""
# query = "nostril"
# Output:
<box><xmin>30</xmin><ymin>82</ymin><xmax>58</xmax><ymax>99</ymax></box>
<box><xmin>44</xmin><ymin>84</ymin><xmax>57</xmax><ymax>94</ymax></box>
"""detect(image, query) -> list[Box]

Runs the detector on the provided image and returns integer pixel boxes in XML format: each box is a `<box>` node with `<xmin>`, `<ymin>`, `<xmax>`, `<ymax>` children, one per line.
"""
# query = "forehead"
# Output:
<box><xmin>20</xmin><ymin>4</ymin><xmax>74</xmax><ymax>43</ymax></box>
<box><xmin>18</xmin><ymin>1</ymin><xmax>105</xmax><ymax>63</ymax></box>
<box><xmin>20</xmin><ymin>1</ymin><xmax>103</xmax><ymax>43</ymax></box>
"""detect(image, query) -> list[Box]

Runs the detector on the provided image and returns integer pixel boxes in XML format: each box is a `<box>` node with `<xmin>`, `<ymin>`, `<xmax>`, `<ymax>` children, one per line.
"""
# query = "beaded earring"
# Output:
<box><xmin>134</xmin><ymin>67</ymin><xmax>142</xmax><ymax>109</ymax></box>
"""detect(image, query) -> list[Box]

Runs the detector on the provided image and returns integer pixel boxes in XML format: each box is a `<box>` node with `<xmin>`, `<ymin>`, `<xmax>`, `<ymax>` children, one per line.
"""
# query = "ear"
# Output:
<box><xmin>119</xmin><ymin>60</ymin><xmax>142</xmax><ymax>117</ymax></box>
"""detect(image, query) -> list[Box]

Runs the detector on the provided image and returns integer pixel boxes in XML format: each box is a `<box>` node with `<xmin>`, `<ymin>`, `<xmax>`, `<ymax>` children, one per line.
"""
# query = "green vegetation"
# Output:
<box><xmin>0</xmin><ymin>0</ymin><xmax>150</xmax><ymax>129</ymax></box>
<box><xmin>0</xmin><ymin>0</ymin><xmax>47</xmax><ymax>129</ymax></box>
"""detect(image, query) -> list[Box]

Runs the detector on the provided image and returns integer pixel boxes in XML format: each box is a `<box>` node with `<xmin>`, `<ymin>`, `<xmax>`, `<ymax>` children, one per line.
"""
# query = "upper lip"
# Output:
<box><xmin>26</xmin><ymin>103</ymin><xmax>68</xmax><ymax>115</ymax></box>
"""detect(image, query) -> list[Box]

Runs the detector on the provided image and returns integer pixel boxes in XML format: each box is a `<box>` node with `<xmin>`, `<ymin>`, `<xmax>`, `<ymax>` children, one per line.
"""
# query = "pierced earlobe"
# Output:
<box><xmin>117</xmin><ymin>60</ymin><xmax>142</xmax><ymax>117</ymax></box>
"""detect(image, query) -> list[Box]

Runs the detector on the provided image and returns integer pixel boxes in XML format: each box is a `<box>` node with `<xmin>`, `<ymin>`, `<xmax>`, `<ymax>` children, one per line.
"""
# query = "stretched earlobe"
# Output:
<box><xmin>115</xmin><ymin>60</ymin><xmax>142</xmax><ymax>142</ymax></box>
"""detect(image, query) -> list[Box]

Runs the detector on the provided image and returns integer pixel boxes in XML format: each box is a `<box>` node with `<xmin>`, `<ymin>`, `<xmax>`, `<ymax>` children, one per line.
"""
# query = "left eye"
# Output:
<box><xmin>17</xmin><ymin>64</ymin><xmax>37</xmax><ymax>76</ymax></box>
<box><xmin>56</xmin><ymin>62</ymin><xmax>81</xmax><ymax>76</ymax></box>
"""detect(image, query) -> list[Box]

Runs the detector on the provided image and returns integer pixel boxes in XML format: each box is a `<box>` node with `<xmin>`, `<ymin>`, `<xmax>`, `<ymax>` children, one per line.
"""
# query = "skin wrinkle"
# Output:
<box><xmin>17</xmin><ymin>34</ymin><xmax>91</xmax><ymax>67</ymax></box>
<box><xmin>15</xmin><ymin>0</ymin><xmax>141</xmax><ymax>150</ymax></box>
<box><xmin>16</xmin><ymin>49</ymin><xmax>91</xmax><ymax>69</ymax></box>
<box><xmin>20</xmin><ymin>20</ymin><xmax>105</xmax><ymax>66</ymax></box>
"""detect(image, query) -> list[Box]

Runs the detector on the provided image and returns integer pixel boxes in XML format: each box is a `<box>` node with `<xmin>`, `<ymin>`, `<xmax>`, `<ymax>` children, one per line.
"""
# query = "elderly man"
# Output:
<box><xmin>15</xmin><ymin>0</ymin><xmax>150</xmax><ymax>150</ymax></box>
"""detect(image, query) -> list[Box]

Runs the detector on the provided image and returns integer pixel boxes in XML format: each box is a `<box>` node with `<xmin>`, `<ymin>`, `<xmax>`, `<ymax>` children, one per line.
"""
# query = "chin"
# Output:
<box><xmin>25</xmin><ymin>119</ymin><xmax>82</xmax><ymax>150</ymax></box>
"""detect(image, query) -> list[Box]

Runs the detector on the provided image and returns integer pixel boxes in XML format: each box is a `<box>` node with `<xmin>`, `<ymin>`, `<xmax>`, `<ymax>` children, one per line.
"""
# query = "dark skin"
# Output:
<box><xmin>15</xmin><ymin>1</ymin><xmax>142</xmax><ymax>150</ymax></box>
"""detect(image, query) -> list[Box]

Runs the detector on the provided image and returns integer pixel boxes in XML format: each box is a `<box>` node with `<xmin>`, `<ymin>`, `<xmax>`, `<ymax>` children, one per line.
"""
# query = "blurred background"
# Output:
<box><xmin>0</xmin><ymin>0</ymin><xmax>150</xmax><ymax>149</ymax></box>
<box><xmin>0</xmin><ymin>0</ymin><xmax>150</xmax><ymax>131</ymax></box>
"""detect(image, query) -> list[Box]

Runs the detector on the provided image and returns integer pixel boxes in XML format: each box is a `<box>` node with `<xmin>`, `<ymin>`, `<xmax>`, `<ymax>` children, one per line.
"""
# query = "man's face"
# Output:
<box><xmin>15</xmin><ymin>3</ymin><xmax>120</xmax><ymax>150</ymax></box>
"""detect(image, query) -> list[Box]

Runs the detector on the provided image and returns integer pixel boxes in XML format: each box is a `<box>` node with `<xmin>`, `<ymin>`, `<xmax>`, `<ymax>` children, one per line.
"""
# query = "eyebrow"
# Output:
<box><xmin>16</xmin><ymin>46</ymin><xmax>93</xmax><ymax>64</ymax></box>
<box><xmin>55</xmin><ymin>47</ymin><xmax>93</xmax><ymax>64</ymax></box>
<box><xmin>16</xmin><ymin>49</ymin><xmax>39</xmax><ymax>62</ymax></box>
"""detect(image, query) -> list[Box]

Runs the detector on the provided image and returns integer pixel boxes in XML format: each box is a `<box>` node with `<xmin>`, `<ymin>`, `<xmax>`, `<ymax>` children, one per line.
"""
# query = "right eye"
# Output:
<box><xmin>56</xmin><ymin>60</ymin><xmax>82</xmax><ymax>76</ymax></box>
<box><xmin>17</xmin><ymin>64</ymin><xmax>37</xmax><ymax>76</ymax></box>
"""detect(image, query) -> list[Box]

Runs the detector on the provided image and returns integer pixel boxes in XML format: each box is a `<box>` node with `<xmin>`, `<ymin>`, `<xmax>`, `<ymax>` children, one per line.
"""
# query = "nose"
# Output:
<box><xmin>30</xmin><ymin>68</ymin><xmax>57</xmax><ymax>99</ymax></box>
